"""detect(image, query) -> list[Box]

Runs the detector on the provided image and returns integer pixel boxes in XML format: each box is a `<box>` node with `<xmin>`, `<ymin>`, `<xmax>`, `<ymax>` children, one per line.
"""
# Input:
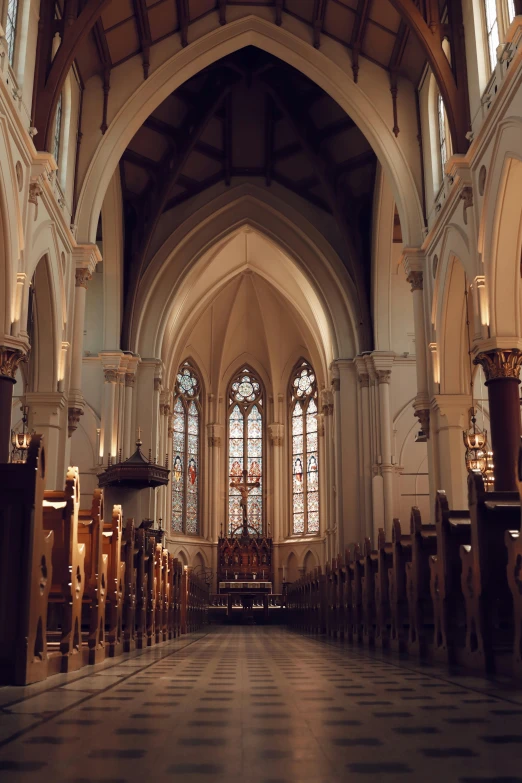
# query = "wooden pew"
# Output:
<box><xmin>505</xmin><ymin>527</ymin><xmax>522</xmax><ymax>677</ymax></box>
<box><xmin>375</xmin><ymin>528</ymin><xmax>392</xmax><ymax>650</ymax></box>
<box><xmin>155</xmin><ymin>543</ymin><xmax>165</xmax><ymax>644</ymax></box>
<box><xmin>343</xmin><ymin>549</ymin><xmax>354</xmax><ymax>642</ymax></box>
<box><xmin>145</xmin><ymin>534</ymin><xmax>157</xmax><ymax>645</ymax></box>
<box><xmin>161</xmin><ymin>549</ymin><xmax>170</xmax><ymax>642</ymax></box>
<box><xmin>350</xmin><ymin>544</ymin><xmax>364</xmax><ymax>644</ymax></box>
<box><xmin>460</xmin><ymin>471</ymin><xmax>519</xmax><ymax>673</ymax></box>
<box><xmin>334</xmin><ymin>555</ymin><xmax>346</xmax><ymax>639</ymax></box>
<box><xmin>43</xmin><ymin>466</ymin><xmax>86</xmax><ymax>673</ymax></box>
<box><xmin>405</xmin><ymin>507</ymin><xmax>437</xmax><ymax>657</ymax></box>
<box><xmin>122</xmin><ymin>519</ymin><xmax>137</xmax><ymax>653</ymax></box>
<box><xmin>388</xmin><ymin>519</ymin><xmax>412</xmax><ymax>653</ymax></box>
<box><xmin>103</xmin><ymin>504</ymin><xmax>125</xmax><ymax>657</ymax></box>
<box><xmin>78</xmin><ymin>489</ymin><xmax>108</xmax><ymax>664</ymax></box>
<box><xmin>135</xmin><ymin>528</ymin><xmax>148</xmax><ymax>649</ymax></box>
<box><xmin>0</xmin><ymin>435</ymin><xmax>54</xmax><ymax>685</ymax></box>
<box><xmin>362</xmin><ymin>538</ymin><xmax>377</xmax><ymax>647</ymax></box>
<box><xmin>429</xmin><ymin>490</ymin><xmax>470</xmax><ymax>663</ymax></box>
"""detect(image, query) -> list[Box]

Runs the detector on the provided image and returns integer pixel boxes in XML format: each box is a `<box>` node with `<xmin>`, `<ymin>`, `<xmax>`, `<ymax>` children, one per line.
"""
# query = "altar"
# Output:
<box><xmin>218</xmin><ymin>581</ymin><xmax>273</xmax><ymax>622</ymax></box>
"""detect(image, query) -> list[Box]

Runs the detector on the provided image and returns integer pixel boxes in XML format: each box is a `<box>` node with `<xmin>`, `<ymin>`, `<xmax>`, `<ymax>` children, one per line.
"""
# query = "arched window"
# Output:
<box><xmin>171</xmin><ymin>362</ymin><xmax>201</xmax><ymax>535</ymax></box>
<box><xmin>53</xmin><ymin>93</ymin><xmax>63</xmax><ymax>165</ymax></box>
<box><xmin>5</xmin><ymin>0</ymin><xmax>19</xmax><ymax>66</ymax></box>
<box><xmin>485</xmin><ymin>0</ymin><xmax>500</xmax><ymax>71</ymax></box>
<box><xmin>290</xmin><ymin>361</ymin><xmax>319</xmax><ymax>536</ymax></box>
<box><xmin>228</xmin><ymin>368</ymin><xmax>263</xmax><ymax>536</ymax></box>
<box><xmin>437</xmin><ymin>92</ymin><xmax>448</xmax><ymax>181</ymax></box>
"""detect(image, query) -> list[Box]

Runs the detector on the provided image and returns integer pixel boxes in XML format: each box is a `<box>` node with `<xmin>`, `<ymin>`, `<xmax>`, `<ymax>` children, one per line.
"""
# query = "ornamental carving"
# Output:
<box><xmin>358</xmin><ymin>372</ymin><xmax>370</xmax><ymax>388</ymax></box>
<box><xmin>0</xmin><ymin>345</ymin><xmax>28</xmax><ymax>379</ymax></box>
<box><xmin>377</xmin><ymin>369</ymin><xmax>391</xmax><ymax>385</ymax></box>
<box><xmin>154</xmin><ymin>377</ymin><xmax>162</xmax><ymax>392</ymax></box>
<box><xmin>75</xmin><ymin>268</ymin><xmax>92</xmax><ymax>288</ymax></box>
<box><xmin>320</xmin><ymin>388</ymin><xmax>334</xmax><ymax>414</ymax></box>
<box><xmin>125</xmin><ymin>373</ymin><xmax>135</xmax><ymax>388</ymax></box>
<box><xmin>460</xmin><ymin>186</ymin><xmax>473</xmax><ymax>225</ymax></box>
<box><xmin>104</xmin><ymin>369</ymin><xmax>119</xmax><ymax>383</ymax></box>
<box><xmin>415</xmin><ymin>408</ymin><xmax>430</xmax><ymax>439</ymax></box>
<box><xmin>474</xmin><ymin>349</ymin><xmax>522</xmax><ymax>381</ymax></box>
<box><xmin>407</xmin><ymin>271</ymin><xmax>423</xmax><ymax>292</ymax></box>
<box><xmin>208</xmin><ymin>435</ymin><xmax>221</xmax><ymax>447</ymax></box>
<box><xmin>68</xmin><ymin>406</ymin><xmax>83</xmax><ymax>437</ymax></box>
<box><xmin>268</xmin><ymin>423</ymin><xmax>284</xmax><ymax>447</ymax></box>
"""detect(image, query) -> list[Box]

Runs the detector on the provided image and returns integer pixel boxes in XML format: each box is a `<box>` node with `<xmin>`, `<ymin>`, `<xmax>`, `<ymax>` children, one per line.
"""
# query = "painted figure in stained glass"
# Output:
<box><xmin>228</xmin><ymin>368</ymin><xmax>263</xmax><ymax>536</ymax></box>
<box><xmin>290</xmin><ymin>361</ymin><xmax>320</xmax><ymax>536</ymax></box>
<box><xmin>173</xmin><ymin>455</ymin><xmax>182</xmax><ymax>484</ymax></box>
<box><xmin>171</xmin><ymin>362</ymin><xmax>201</xmax><ymax>535</ymax></box>
<box><xmin>188</xmin><ymin>457</ymin><xmax>197</xmax><ymax>485</ymax></box>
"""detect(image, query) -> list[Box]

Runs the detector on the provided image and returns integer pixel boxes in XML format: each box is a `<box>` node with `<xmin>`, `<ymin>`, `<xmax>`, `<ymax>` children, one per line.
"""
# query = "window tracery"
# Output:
<box><xmin>171</xmin><ymin>362</ymin><xmax>201</xmax><ymax>535</ymax></box>
<box><xmin>291</xmin><ymin>361</ymin><xmax>319</xmax><ymax>536</ymax></box>
<box><xmin>228</xmin><ymin>368</ymin><xmax>263</xmax><ymax>536</ymax></box>
<box><xmin>5</xmin><ymin>0</ymin><xmax>19</xmax><ymax>66</ymax></box>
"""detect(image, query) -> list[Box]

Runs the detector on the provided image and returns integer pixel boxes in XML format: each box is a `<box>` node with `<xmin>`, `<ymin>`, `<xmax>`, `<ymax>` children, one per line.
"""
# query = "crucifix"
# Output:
<box><xmin>230</xmin><ymin>469</ymin><xmax>260</xmax><ymax>537</ymax></box>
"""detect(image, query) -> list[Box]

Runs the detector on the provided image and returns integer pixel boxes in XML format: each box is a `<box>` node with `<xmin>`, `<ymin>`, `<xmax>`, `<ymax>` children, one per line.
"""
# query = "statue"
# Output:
<box><xmin>230</xmin><ymin>469</ymin><xmax>260</xmax><ymax>537</ymax></box>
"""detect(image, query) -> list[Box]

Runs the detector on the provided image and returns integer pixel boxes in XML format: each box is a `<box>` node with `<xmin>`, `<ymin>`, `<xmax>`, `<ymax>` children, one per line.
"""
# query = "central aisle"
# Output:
<box><xmin>1</xmin><ymin>627</ymin><xmax>522</xmax><ymax>782</ymax></box>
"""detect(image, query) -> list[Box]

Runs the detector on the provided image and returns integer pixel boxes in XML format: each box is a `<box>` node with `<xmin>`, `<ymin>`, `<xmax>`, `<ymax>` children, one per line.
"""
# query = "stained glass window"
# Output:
<box><xmin>437</xmin><ymin>93</ymin><xmax>447</xmax><ymax>183</ymax></box>
<box><xmin>485</xmin><ymin>0</ymin><xmax>500</xmax><ymax>72</ymax></box>
<box><xmin>5</xmin><ymin>0</ymin><xmax>19</xmax><ymax>66</ymax></box>
<box><xmin>53</xmin><ymin>93</ymin><xmax>63</xmax><ymax>165</ymax></box>
<box><xmin>171</xmin><ymin>362</ymin><xmax>201</xmax><ymax>535</ymax></box>
<box><xmin>228</xmin><ymin>368</ymin><xmax>263</xmax><ymax>536</ymax></box>
<box><xmin>291</xmin><ymin>361</ymin><xmax>320</xmax><ymax>535</ymax></box>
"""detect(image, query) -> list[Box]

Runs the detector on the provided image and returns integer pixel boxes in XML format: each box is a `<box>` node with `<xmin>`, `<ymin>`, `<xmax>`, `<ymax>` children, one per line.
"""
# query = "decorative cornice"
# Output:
<box><xmin>474</xmin><ymin>349</ymin><xmax>522</xmax><ymax>381</ymax></box>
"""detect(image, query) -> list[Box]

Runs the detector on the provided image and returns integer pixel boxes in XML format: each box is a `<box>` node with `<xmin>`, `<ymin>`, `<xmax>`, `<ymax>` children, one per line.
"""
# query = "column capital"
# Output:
<box><xmin>0</xmin><ymin>339</ymin><xmax>29</xmax><ymax>379</ymax></box>
<box><xmin>207</xmin><ymin>422</ymin><xmax>224</xmax><ymax>448</ymax></box>
<box><xmin>320</xmin><ymin>388</ymin><xmax>334</xmax><ymax>414</ymax></box>
<box><xmin>376</xmin><ymin>370</ymin><xmax>391</xmax><ymax>385</ymax></box>
<box><xmin>268</xmin><ymin>422</ymin><xmax>284</xmax><ymax>446</ymax></box>
<box><xmin>474</xmin><ymin>348</ymin><xmax>522</xmax><ymax>382</ymax></box>
<box><xmin>75</xmin><ymin>267</ymin><xmax>92</xmax><ymax>288</ymax></box>
<box><xmin>368</xmin><ymin>351</ymin><xmax>394</xmax><ymax>377</ymax></box>
<box><xmin>400</xmin><ymin>247</ymin><xmax>425</xmax><ymax>280</ymax></box>
<box><xmin>407</xmin><ymin>271</ymin><xmax>423</xmax><ymax>292</ymax></box>
<box><xmin>431</xmin><ymin>393</ymin><xmax>473</xmax><ymax>424</ymax></box>
<box><xmin>104</xmin><ymin>369</ymin><xmax>119</xmax><ymax>383</ymax></box>
<box><xmin>125</xmin><ymin>373</ymin><xmax>135</xmax><ymax>388</ymax></box>
<box><xmin>68</xmin><ymin>406</ymin><xmax>84</xmax><ymax>437</ymax></box>
<box><xmin>414</xmin><ymin>408</ymin><xmax>430</xmax><ymax>439</ymax></box>
<box><xmin>73</xmin><ymin>243</ymin><xmax>101</xmax><ymax>277</ymax></box>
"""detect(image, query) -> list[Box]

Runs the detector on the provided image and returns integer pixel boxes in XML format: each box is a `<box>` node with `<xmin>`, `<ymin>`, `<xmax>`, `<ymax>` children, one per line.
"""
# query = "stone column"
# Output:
<box><xmin>101</xmin><ymin>369</ymin><xmax>118</xmax><ymax>463</ymax></box>
<box><xmin>432</xmin><ymin>395</ymin><xmax>471</xmax><ymax>508</ymax></box>
<box><xmin>124</xmin><ymin>373</ymin><xmax>135</xmax><ymax>459</ymax></box>
<box><xmin>25</xmin><ymin>391</ymin><xmax>66</xmax><ymax>488</ymax></box>
<box><xmin>269</xmin><ymin>422</ymin><xmax>284</xmax><ymax>540</ymax></box>
<box><xmin>207</xmin><ymin>424</ymin><xmax>223</xmax><ymax>542</ymax></box>
<box><xmin>0</xmin><ymin>343</ymin><xmax>28</xmax><ymax>462</ymax></box>
<box><xmin>355</xmin><ymin>363</ymin><xmax>372</xmax><ymax>540</ymax></box>
<box><xmin>474</xmin><ymin>349</ymin><xmax>522</xmax><ymax>492</ymax></box>
<box><xmin>320</xmin><ymin>388</ymin><xmax>335</xmax><ymax>543</ymax></box>
<box><xmin>376</xmin><ymin>367</ymin><xmax>394</xmax><ymax>539</ymax></box>
<box><xmin>406</xmin><ymin>268</ymin><xmax>431</xmax><ymax>439</ymax></box>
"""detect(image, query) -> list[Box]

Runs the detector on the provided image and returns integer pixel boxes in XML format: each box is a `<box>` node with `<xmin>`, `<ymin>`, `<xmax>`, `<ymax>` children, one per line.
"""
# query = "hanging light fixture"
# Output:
<box><xmin>463</xmin><ymin>283</ymin><xmax>493</xmax><ymax>485</ymax></box>
<box><xmin>11</xmin><ymin>405</ymin><xmax>35</xmax><ymax>463</ymax></box>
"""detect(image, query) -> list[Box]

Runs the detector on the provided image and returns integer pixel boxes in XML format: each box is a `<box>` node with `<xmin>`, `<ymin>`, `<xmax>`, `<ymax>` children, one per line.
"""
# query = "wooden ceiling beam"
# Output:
<box><xmin>317</xmin><ymin>116</ymin><xmax>356</xmax><ymax>142</ymax></box>
<box><xmin>334</xmin><ymin>149</ymin><xmax>376</xmax><ymax>177</ymax></box>
<box><xmin>260</xmin><ymin>70</ymin><xmax>371</xmax><ymax>345</ymax></box>
<box><xmin>163</xmin><ymin>171</ymin><xmax>225</xmax><ymax>212</ymax></box>
<box><xmin>92</xmin><ymin>19</ymin><xmax>112</xmax><ymax>134</ymax></box>
<box><xmin>122</xmin><ymin>68</ymin><xmax>241</xmax><ymax>348</ymax></box>
<box><xmin>272</xmin><ymin>172</ymin><xmax>331</xmax><ymax>214</ymax></box>
<box><xmin>176</xmin><ymin>0</ymin><xmax>189</xmax><ymax>47</ymax></box>
<box><xmin>273</xmin><ymin>141</ymin><xmax>301</xmax><ymax>162</ymax></box>
<box><xmin>33</xmin><ymin>0</ymin><xmax>112</xmax><ymax>151</ymax></box>
<box><xmin>264</xmin><ymin>94</ymin><xmax>274</xmax><ymax>186</ymax></box>
<box><xmin>387</xmin><ymin>0</ymin><xmax>469</xmax><ymax>152</ymax></box>
<box><xmin>312</xmin><ymin>0</ymin><xmax>329</xmax><ymax>48</ymax></box>
<box><xmin>388</xmin><ymin>20</ymin><xmax>409</xmax><ymax>137</ymax></box>
<box><xmin>350</xmin><ymin>0</ymin><xmax>371</xmax><ymax>82</ymax></box>
<box><xmin>219</xmin><ymin>0</ymin><xmax>227</xmax><ymax>25</ymax></box>
<box><xmin>275</xmin><ymin>0</ymin><xmax>283</xmax><ymax>26</ymax></box>
<box><xmin>132</xmin><ymin>0</ymin><xmax>152</xmax><ymax>79</ymax></box>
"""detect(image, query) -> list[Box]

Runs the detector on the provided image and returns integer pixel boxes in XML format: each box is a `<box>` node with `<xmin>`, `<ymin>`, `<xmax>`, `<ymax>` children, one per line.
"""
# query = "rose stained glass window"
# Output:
<box><xmin>228</xmin><ymin>368</ymin><xmax>263</xmax><ymax>536</ymax></box>
<box><xmin>171</xmin><ymin>362</ymin><xmax>201</xmax><ymax>535</ymax></box>
<box><xmin>291</xmin><ymin>361</ymin><xmax>320</xmax><ymax>535</ymax></box>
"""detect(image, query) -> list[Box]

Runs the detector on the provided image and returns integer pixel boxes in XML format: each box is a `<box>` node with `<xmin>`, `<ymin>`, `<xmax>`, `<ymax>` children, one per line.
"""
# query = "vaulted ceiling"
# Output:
<box><xmin>118</xmin><ymin>47</ymin><xmax>377</xmax><ymax>346</ymax></box>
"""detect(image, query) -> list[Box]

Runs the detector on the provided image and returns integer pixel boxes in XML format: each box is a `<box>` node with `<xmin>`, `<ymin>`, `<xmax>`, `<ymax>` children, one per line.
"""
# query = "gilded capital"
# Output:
<box><xmin>104</xmin><ymin>369</ymin><xmax>119</xmax><ymax>383</ymax></box>
<box><xmin>474</xmin><ymin>349</ymin><xmax>522</xmax><ymax>382</ymax></box>
<box><xmin>0</xmin><ymin>345</ymin><xmax>28</xmax><ymax>379</ymax></box>
<box><xmin>75</xmin><ymin>268</ymin><xmax>92</xmax><ymax>288</ymax></box>
<box><xmin>377</xmin><ymin>369</ymin><xmax>391</xmax><ymax>385</ymax></box>
<box><xmin>407</xmin><ymin>271</ymin><xmax>423</xmax><ymax>292</ymax></box>
<box><xmin>68</xmin><ymin>406</ymin><xmax>83</xmax><ymax>437</ymax></box>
